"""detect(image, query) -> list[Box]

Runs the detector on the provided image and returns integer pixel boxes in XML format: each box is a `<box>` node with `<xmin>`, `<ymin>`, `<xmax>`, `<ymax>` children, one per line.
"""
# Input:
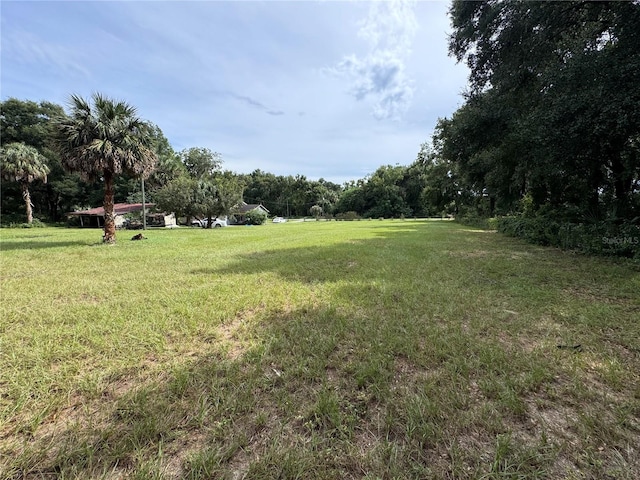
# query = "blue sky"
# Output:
<box><xmin>1</xmin><ymin>0</ymin><xmax>469</xmax><ymax>184</ymax></box>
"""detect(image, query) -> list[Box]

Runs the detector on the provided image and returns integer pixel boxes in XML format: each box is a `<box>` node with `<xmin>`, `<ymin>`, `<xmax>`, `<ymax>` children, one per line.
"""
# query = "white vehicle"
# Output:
<box><xmin>192</xmin><ymin>217</ymin><xmax>227</xmax><ymax>228</ymax></box>
<box><xmin>272</xmin><ymin>217</ymin><xmax>287</xmax><ymax>223</ymax></box>
<box><xmin>205</xmin><ymin>217</ymin><xmax>227</xmax><ymax>228</ymax></box>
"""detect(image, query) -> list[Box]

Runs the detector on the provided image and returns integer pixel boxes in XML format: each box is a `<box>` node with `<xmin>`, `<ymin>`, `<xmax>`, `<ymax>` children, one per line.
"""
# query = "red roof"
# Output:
<box><xmin>69</xmin><ymin>203</ymin><xmax>154</xmax><ymax>216</ymax></box>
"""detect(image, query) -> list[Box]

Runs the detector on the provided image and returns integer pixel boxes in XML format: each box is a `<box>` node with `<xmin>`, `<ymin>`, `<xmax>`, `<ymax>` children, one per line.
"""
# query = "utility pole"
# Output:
<box><xmin>141</xmin><ymin>178</ymin><xmax>146</xmax><ymax>230</ymax></box>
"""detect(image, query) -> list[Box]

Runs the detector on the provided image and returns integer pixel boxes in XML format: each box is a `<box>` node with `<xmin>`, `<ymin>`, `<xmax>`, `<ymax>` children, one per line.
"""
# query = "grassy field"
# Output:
<box><xmin>1</xmin><ymin>220</ymin><xmax>639</xmax><ymax>479</ymax></box>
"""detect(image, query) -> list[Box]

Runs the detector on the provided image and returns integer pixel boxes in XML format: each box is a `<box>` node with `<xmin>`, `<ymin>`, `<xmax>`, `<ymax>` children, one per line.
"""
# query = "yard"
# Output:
<box><xmin>1</xmin><ymin>220</ymin><xmax>639</xmax><ymax>479</ymax></box>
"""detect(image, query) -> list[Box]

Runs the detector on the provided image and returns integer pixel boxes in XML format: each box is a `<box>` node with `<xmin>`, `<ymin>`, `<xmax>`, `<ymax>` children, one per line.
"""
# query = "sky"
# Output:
<box><xmin>1</xmin><ymin>0</ymin><xmax>469</xmax><ymax>184</ymax></box>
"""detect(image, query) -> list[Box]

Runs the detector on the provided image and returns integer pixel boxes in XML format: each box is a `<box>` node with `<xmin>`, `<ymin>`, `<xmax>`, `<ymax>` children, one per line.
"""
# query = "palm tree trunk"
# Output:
<box><xmin>22</xmin><ymin>182</ymin><xmax>33</xmax><ymax>224</ymax></box>
<box><xmin>103</xmin><ymin>170</ymin><xmax>117</xmax><ymax>244</ymax></box>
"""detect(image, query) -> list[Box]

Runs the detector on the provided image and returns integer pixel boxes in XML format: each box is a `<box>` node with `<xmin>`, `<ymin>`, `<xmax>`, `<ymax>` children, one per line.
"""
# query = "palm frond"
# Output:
<box><xmin>54</xmin><ymin>93</ymin><xmax>158</xmax><ymax>180</ymax></box>
<box><xmin>0</xmin><ymin>142</ymin><xmax>50</xmax><ymax>183</ymax></box>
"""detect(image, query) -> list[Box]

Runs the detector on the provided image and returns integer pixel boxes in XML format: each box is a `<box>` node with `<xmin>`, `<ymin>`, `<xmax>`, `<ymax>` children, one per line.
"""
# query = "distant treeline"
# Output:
<box><xmin>0</xmin><ymin>98</ymin><xmax>463</xmax><ymax>223</ymax></box>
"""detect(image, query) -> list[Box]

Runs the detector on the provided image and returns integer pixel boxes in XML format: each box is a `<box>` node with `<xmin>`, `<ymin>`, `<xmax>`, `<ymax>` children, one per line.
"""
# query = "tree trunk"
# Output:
<box><xmin>22</xmin><ymin>182</ymin><xmax>33</xmax><ymax>224</ymax></box>
<box><xmin>610</xmin><ymin>155</ymin><xmax>630</xmax><ymax>221</ymax></box>
<box><xmin>587</xmin><ymin>168</ymin><xmax>602</xmax><ymax>221</ymax></box>
<box><xmin>46</xmin><ymin>184</ymin><xmax>60</xmax><ymax>222</ymax></box>
<box><xmin>103</xmin><ymin>170</ymin><xmax>117</xmax><ymax>244</ymax></box>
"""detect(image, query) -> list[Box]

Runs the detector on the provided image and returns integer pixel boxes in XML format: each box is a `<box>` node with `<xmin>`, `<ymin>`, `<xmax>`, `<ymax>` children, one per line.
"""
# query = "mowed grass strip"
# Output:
<box><xmin>1</xmin><ymin>220</ymin><xmax>638</xmax><ymax>479</ymax></box>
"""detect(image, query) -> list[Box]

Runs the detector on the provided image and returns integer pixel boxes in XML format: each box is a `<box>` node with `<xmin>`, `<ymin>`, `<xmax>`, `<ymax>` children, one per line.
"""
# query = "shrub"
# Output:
<box><xmin>335</xmin><ymin>211</ymin><xmax>360</xmax><ymax>221</ymax></box>
<box><xmin>1</xmin><ymin>217</ymin><xmax>47</xmax><ymax>228</ymax></box>
<box><xmin>245</xmin><ymin>209</ymin><xmax>268</xmax><ymax>225</ymax></box>
<box><xmin>456</xmin><ymin>212</ymin><xmax>639</xmax><ymax>259</ymax></box>
<box><xmin>496</xmin><ymin>216</ymin><xmax>562</xmax><ymax>246</ymax></box>
<box><xmin>455</xmin><ymin>214</ymin><xmax>497</xmax><ymax>230</ymax></box>
<box><xmin>309</xmin><ymin>205</ymin><xmax>323</xmax><ymax>220</ymax></box>
<box><xmin>497</xmin><ymin>215</ymin><xmax>640</xmax><ymax>259</ymax></box>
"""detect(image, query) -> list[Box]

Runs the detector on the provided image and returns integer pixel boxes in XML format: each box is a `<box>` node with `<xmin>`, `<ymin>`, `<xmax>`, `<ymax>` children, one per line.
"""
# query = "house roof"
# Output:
<box><xmin>69</xmin><ymin>203</ymin><xmax>154</xmax><ymax>216</ymax></box>
<box><xmin>235</xmin><ymin>203</ymin><xmax>270</xmax><ymax>214</ymax></box>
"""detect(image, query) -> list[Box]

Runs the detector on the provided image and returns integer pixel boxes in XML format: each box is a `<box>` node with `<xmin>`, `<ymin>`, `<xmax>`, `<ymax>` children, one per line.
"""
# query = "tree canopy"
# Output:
<box><xmin>0</xmin><ymin>142</ymin><xmax>50</xmax><ymax>224</ymax></box>
<box><xmin>441</xmin><ymin>0</ymin><xmax>640</xmax><ymax>220</ymax></box>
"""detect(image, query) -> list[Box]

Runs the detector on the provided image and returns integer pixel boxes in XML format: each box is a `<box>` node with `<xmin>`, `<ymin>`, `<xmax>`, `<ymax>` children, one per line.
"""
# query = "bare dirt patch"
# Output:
<box><xmin>163</xmin><ymin>431</ymin><xmax>209</xmax><ymax>479</ymax></box>
<box><xmin>447</xmin><ymin>249</ymin><xmax>490</xmax><ymax>258</ymax></box>
<box><xmin>218</xmin><ymin>306</ymin><xmax>264</xmax><ymax>360</ymax></box>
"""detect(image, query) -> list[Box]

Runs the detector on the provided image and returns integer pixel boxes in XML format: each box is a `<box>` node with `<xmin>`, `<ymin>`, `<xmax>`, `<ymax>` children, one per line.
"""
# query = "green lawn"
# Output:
<box><xmin>1</xmin><ymin>220</ymin><xmax>639</xmax><ymax>479</ymax></box>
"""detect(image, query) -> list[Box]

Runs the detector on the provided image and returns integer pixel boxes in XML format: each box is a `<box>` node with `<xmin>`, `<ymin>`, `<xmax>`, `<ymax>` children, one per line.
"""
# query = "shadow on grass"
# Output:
<box><xmin>5</xmin><ymin>221</ymin><xmax>639</xmax><ymax>478</ymax></box>
<box><xmin>7</xmin><ymin>299</ymin><xmax>474</xmax><ymax>479</ymax></box>
<box><xmin>5</xmin><ymin>224</ymin><xmax>443</xmax><ymax>477</ymax></box>
<box><xmin>7</xmin><ymin>299</ymin><xmax>576</xmax><ymax>479</ymax></box>
<box><xmin>0</xmin><ymin>240</ymin><xmax>99</xmax><ymax>251</ymax></box>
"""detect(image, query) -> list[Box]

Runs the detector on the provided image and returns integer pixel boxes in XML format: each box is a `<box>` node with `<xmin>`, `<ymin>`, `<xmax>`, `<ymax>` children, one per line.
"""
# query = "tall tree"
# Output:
<box><xmin>199</xmin><ymin>171</ymin><xmax>243</xmax><ymax>227</ymax></box>
<box><xmin>55</xmin><ymin>93</ymin><xmax>157</xmax><ymax>243</ymax></box>
<box><xmin>446</xmin><ymin>0</ymin><xmax>640</xmax><ymax>220</ymax></box>
<box><xmin>120</xmin><ymin>123</ymin><xmax>183</xmax><ymax>204</ymax></box>
<box><xmin>406</xmin><ymin>141</ymin><xmax>461</xmax><ymax>217</ymax></box>
<box><xmin>0</xmin><ymin>143</ymin><xmax>50</xmax><ymax>224</ymax></box>
<box><xmin>362</xmin><ymin>165</ymin><xmax>412</xmax><ymax>218</ymax></box>
<box><xmin>0</xmin><ymin>98</ymin><xmax>79</xmax><ymax>221</ymax></box>
<box><xmin>153</xmin><ymin>175</ymin><xmax>201</xmax><ymax>224</ymax></box>
<box><xmin>145</xmin><ymin>123</ymin><xmax>184</xmax><ymax>191</ymax></box>
<box><xmin>181</xmin><ymin>147</ymin><xmax>222</xmax><ymax>179</ymax></box>
<box><xmin>154</xmin><ymin>148</ymin><xmax>242</xmax><ymax>225</ymax></box>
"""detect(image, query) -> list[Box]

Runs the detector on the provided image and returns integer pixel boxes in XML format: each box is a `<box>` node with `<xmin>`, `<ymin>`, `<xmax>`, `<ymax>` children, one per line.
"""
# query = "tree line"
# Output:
<box><xmin>0</xmin><ymin>97</ymin><xmax>455</xmax><ymax>236</ymax></box>
<box><xmin>430</xmin><ymin>0</ymin><xmax>639</xmax><ymax>257</ymax></box>
<box><xmin>436</xmin><ymin>0</ymin><xmax>639</xmax><ymax>223</ymax></box>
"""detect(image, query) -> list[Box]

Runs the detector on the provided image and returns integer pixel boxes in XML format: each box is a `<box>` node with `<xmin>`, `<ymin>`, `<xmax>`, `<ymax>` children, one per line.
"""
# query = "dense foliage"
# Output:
<box><xmin>442</xmin><ymin>0</ymin><xmax>640</xmax><ymax>221</ymax></box>
<box><xmin>244</xmin><ymin>208</ymin><xmax>268</xmax><ymax>225</ymax></box>
<box><xmin>239</xmin><ymin>171</ymin><xmax>342</xmax><ymax>218</ymax></box>
<box><xmin>0</xmin><ymin>98</ymin><xmax>100</xmax><ymax>222</ymax></box>
<box><xmin>153</xmin><ymin>147</ymin><xmax>242</xmax><ymax>226</ymax></box>
<box><xmin>0</xmin><ymin>97</ymin><xmax>502</xmax><ymax>227</ymax></box>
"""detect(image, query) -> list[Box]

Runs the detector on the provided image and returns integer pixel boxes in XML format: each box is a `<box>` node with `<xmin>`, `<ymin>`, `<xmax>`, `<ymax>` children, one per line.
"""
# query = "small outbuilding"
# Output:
<box><xmin>146</xmin><ymin>212</ymin><xmax>177</xmax><ymax>228</ymax></box>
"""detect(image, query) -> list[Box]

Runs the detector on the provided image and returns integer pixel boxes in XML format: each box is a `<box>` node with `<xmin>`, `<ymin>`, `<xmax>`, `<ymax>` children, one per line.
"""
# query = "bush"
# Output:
<box><xmin>334</xmin><ymin>211</ymin><xmax>360</xmax><ymax>221</ymax></box>
<box><xmin>1</xmin><ymin>217</ymin><xmax>47</xmax><ymax>228</ymax></box>
<box><xmin>66</xmin><ymin>215</ymin><xmax>82</xmax><ymax>228</ymax></box>
<box><xmin>456</xmin><ymin>212</ymin><xmax>639</xmax><ymax>259</ymax></box>
<box><xmin>496</xmin><ymin>216</ymin><xmax>561</xmax><ymax>246</ymax></box>
<box><xmin>455</xmin><ymin>214</ymin><xmax>497</xmax><ymax>230</ymax></box>
<box><xmin>245</xmin><ymin>209</ymin><xmax>268</xmax><ymax>225</ymax></box>
<box><xmin>497</xmin><ymin>215</ymin><xmax>640</xmax><ymax>259</ymax></box>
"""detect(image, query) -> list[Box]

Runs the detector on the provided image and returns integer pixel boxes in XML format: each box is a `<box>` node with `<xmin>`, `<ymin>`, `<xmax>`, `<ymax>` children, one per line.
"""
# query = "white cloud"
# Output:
<box><xmin>3</xmin><ymin>30</ymin><xmax>90</xmax><ymax>78</ymax></box>
<box><xmin>357</xmin><ymin>0</ymin><xmax>417</xmax><ymax>52</ymax></box>
<box><xmin>226</xmin><ymin>92</ymin><xmax>285</xmax><ymax>116</ymax></box>
<box><xmin>327</xmin><ymin>0</ymin><xmax>418</xmax><ymax>120</ymax></box>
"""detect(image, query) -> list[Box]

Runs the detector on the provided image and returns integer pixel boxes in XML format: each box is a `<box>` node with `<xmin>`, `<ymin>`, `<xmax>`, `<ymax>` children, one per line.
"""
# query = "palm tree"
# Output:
<box><xmin>55</xmin><ymin>93</ymin><xmax>157</xmax><ymax>243</ymax></box>
<box><xmin>0</xmin><ymin>142</ymin><xmax>50</xmax><ymax>224</ymax></box>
